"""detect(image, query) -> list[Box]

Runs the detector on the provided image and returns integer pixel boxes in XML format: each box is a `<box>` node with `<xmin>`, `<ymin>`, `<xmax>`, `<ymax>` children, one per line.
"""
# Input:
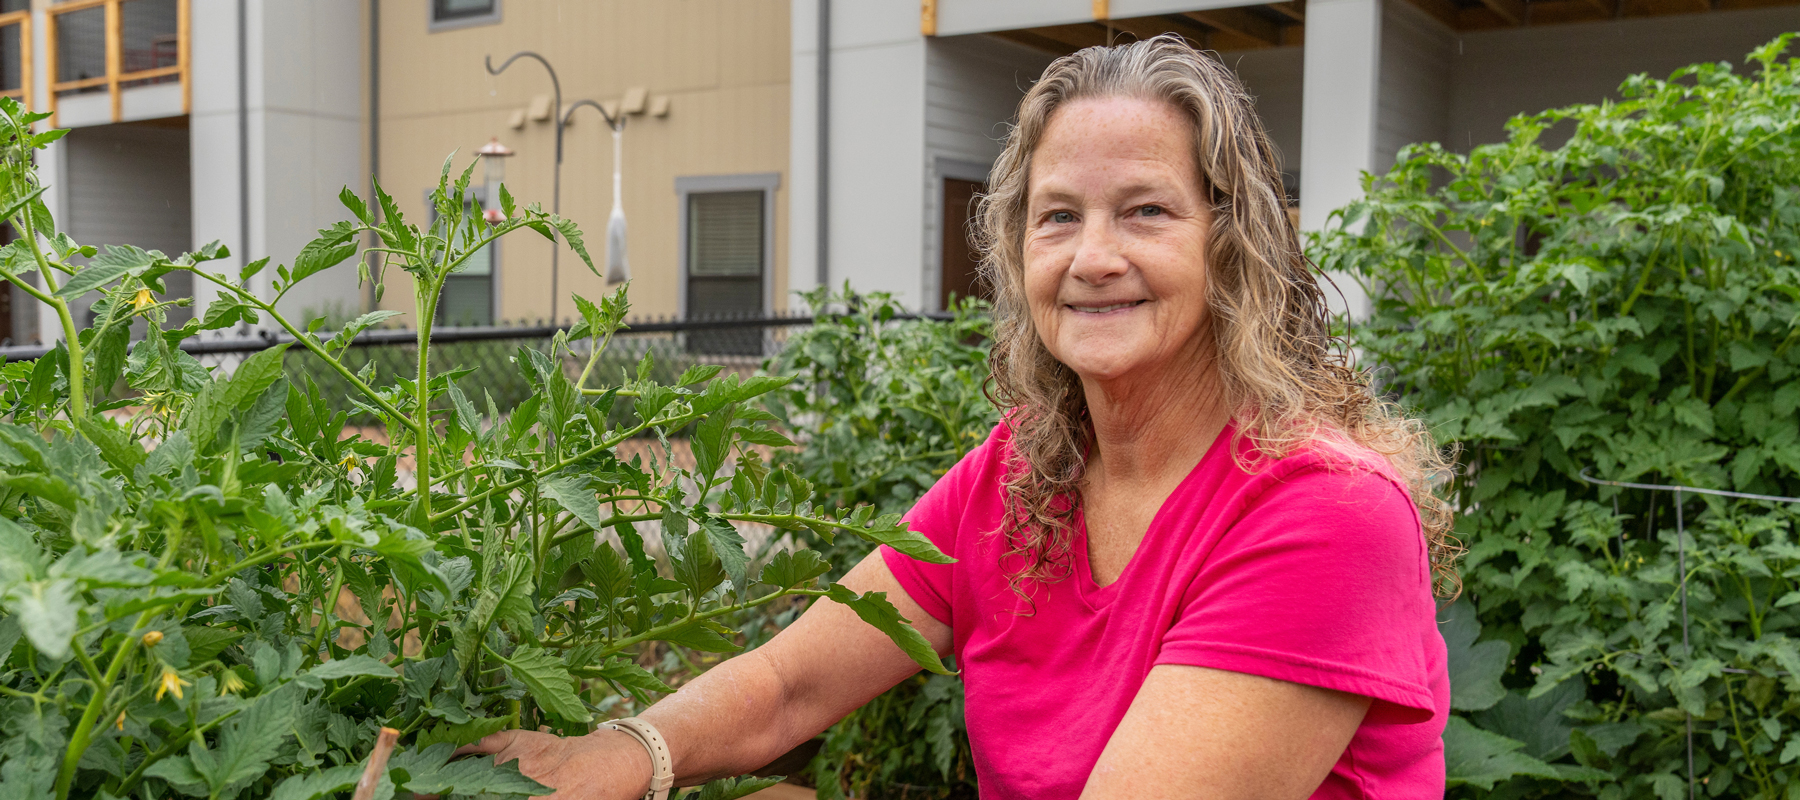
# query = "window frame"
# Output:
<box><xmin>423</xmin><ymin>187</ymin><xmax>500</xmax><ymax>327</ymax></box>
<box><xmin>675</xmin><ymin>173</ymin><xmax>780</xmax><ymax>319</ymax></box>
<box><xmin>428</xmin><ymin>0</ymin><xmax>501</xmax><ymax>33</ymax></box>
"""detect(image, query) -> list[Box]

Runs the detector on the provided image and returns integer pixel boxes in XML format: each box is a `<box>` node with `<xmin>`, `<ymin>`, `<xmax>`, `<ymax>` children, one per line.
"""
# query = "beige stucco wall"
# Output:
<box><xmin>377</xmin><ymin>0</ymin><xmax>790</xmax><ymax>324</ymax></box>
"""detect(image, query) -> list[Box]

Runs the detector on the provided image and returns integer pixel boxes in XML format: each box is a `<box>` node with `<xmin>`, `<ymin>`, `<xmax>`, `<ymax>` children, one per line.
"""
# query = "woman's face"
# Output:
<box><xmin>1022</xmin><ymin>96</ymin><xmax>1213</xmax><ymax>388</ymax></box>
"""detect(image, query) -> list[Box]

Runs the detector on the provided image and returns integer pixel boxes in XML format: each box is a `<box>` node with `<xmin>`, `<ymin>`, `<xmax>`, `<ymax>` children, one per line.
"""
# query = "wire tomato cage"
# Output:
<box><xmin>1576</xmin><ymin>468</ymin><xmax>1800</xmax><ymax>800</ymax></box>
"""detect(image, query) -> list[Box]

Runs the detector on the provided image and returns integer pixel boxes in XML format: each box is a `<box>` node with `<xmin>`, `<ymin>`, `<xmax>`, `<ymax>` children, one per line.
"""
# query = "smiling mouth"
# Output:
<box><xmin>1068</xmin><ymin>300</ymin><xmax>1146</xmax><ymax>314</ymax></box>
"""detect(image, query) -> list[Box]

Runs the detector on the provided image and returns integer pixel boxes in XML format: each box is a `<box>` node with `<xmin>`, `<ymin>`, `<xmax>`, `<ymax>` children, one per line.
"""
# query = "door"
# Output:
<box><xmin>941</xmin><ymin>178</ymin><xmax>988</xmax><ymax>310</ymax></box>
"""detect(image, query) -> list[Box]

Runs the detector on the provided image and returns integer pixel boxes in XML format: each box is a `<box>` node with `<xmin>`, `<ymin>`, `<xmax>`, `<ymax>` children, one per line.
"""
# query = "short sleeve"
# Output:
<box><xmin>879</xmin><ymin>430</ymin><xmax>1003</xmax><ymax>626</ymax></box>
<box><xmin>1156</xmin><ymin>465</ymin><xmax>1438</xmax><ymax>723</ymax></box>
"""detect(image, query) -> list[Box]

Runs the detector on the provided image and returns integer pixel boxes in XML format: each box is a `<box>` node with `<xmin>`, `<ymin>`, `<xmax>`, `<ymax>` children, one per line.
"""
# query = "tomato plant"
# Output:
<box><xmin>0</xmin><ymin>100</ymin><xmax>950</xmax><ymax>800</ymax></box>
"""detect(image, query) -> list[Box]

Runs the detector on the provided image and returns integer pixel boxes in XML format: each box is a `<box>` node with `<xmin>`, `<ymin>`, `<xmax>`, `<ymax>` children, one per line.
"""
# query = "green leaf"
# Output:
<box><xmin>240</xmin><ymin>256</ymin><xmax>269</xmax><ymax>283</ymax></box>
<box><xmin>1470</xmin><ymin>681</ymin><xmax>1585</xmax><ymax>761</ymax></box>
<box><xmin>55</xmin><ymin>244</ymin><xmax>160</xmax><ymax>297</ymax></box>
<box><xmin>541</xmin><ymin>475</ymin><xmax>603</xmax><ymax>532</ymax></box>
<box><xmin>388</xmin><ymin>742</ymin><xmax>550</xmax><ymax>797</ymax></box>
<box><xmin>74</xmin><ymin>414</ymin><xmax>146</xmax><ymax>474</ymax></box>
<box><xmin>549</xmin><ymin>215</ymin><xmax>595</xmax><ymax>275</ymax></box>
<box><xmin>842</xmin><ymin>513</ymin><xmax>953</xmax><ymax>565</ymax></box>
<box><xmin>759</xmin><ymin>549</ymin><xmax>831</xmax><ymax>588</ymax></box>
<box><xmin>194</xmin><ymin>685</ymin><xmax>300</xmax><ymax>797</ymax></box>
<box><xmin>1442</xmin><ymin>716</ymin><xmax>1566</xmax><ymax>790</ymax></box>
<box><xmin>269</xmin><ymin>763</ymin><xmax>363</xmax><ymax>800</ymax></box>
<box><xmin>1441</xmin><ymin>600</ymin><xmax>1510</xmax><ymax>712</ymax></box>
<box><xmin>655</xmin><ymin>619</ymin><xmax>741</xmax><ymax>653</ymax></box>
<box><xmin>494</xmin><ymin>645</ymin><xmax>592</xmax><ymax>723</ymax></box>
<box><xmin>222</xmin><ymin>343</ymin><xmax>292</xmax><ymax>411</ymax></box>
<box><xmin>826</xmin><ymin>584</ymin><xmax>951</xmax><ymax>675</ymax></box>
<box><xmin>415</xmin><ymin>715</ymin><xmax>511</xmax><ymax>751</ymax></box>
<box><xmin>699</xmin><ymin>515</ymin><xmax>750</xmax><ymax>591</ymax></box>
<box><xmin>339</xmin><ymin>185</ymin><xmax>371</xmax><ymax>223</ymax></box>
<box><xmin>288</xmin><ymin>222</ymin><xmax>359</xmax><ymax>289</ymax></box>
<box><xmin>688</xmin><ymin>776</ymin><xmax>784</xmax><ymax>800</ymax></box>
<box><xmin>302</xmin><ymin>654</ymin><xmax>398</xmax><ymax>684</ymax></box>
<box><xmin>585</xmin><ymin>656</ymin><xmax>677</xmax><ymax>696</ymax></box>
<box><xmin>184</xmin><ymin>626</ymin><xmax>244</xmax><ymax>664</ymax></box>
<box><xmin>3</xmin><ymin>577</ymin><xmax>77</xmax><ymax>659</ymax></box>
<box><xmin>327</xmin><ymin>309</ymin><xmax>402</xmax><ymax>352</ymax></box>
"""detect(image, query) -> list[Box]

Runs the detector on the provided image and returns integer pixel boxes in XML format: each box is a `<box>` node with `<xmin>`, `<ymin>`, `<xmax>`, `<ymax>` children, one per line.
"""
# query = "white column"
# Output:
<box><xmin>1298</xmin><ymin>0</ymin><xmax>1382</xmax><ymax>319</ymax></box>
<box><xmin>188</xmin><ymin>0</ymin><xmax>249</xmax><ymax>322</ymax></box>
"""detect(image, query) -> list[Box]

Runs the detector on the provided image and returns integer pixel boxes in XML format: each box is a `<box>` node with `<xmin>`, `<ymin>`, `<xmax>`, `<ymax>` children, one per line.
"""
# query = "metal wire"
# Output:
<box><xmin>1576</xmin><ymin>468</ymin><xmax>1800</xmax><ymax>800</ymax></box>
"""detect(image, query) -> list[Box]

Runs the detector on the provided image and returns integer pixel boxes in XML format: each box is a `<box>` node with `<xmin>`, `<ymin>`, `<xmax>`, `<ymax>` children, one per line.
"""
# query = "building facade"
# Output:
<box><xmin>793</xmin><ymin>0</ymin><xmax>1800</xmax><ymax>317</ymax></box>
<box><xmin>5</xmin><ymin>0</ymin><xmax>364</xmax><ymax>347</ymax></box>
<box><xmin>8</xmin><ymin>0</ymin><xmax>1800</xmax><ymax>349</ymax></box>
<box><xmin>374</xmin><ymin>0</ymin><xmax>792</xmax><ymax>327</ymax></box>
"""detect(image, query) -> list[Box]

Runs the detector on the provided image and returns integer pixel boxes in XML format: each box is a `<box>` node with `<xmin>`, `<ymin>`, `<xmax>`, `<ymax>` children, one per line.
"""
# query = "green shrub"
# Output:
<box><xmin>0</xmin><ymin>101</ymin><xmax>948</xmax><ymax>800</ymax></box>
<box><xmin>763</xmin><ymin>288</ymin><xmax>994</xmax><ymax>799</ymax></box>
<box><xmin>1314</xmin><ymin>35</ymin><xmax>1800</xmax><ymax>798</ymax></box>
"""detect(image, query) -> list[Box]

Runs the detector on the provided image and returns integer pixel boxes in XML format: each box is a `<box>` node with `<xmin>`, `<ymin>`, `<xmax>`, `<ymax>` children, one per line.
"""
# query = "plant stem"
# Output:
<box><xmin>309</xmin><ymin>563</ymin><xmax>347</xmax><ymax>665</ymax></box>
<box><xmin>414</xmin><ymin>273</ymin><xmax>442</xmax><ymax>528</ymax></box>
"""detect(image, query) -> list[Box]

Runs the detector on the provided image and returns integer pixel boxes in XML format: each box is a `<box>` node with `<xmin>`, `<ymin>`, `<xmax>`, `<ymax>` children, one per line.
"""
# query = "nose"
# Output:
<box><xmin>1069</xmin><ymin>215</ymin><xmax>1128</xmax><ymax>286</ymax></box>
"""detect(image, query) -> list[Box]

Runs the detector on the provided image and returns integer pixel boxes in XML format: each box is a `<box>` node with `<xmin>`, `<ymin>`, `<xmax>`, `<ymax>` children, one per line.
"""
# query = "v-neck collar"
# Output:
<box><xmin>1071</xmin><ymin>421</ymin><xmax>1235</xmax><ymax>608</ymax></box>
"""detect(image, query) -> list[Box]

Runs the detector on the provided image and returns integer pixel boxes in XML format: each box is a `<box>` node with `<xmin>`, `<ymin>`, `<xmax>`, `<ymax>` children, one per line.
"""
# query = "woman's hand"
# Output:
<box><xmin>456</xmin><ymin>728</ymin><xmax>653</xmax><ymax>800</ymax></box>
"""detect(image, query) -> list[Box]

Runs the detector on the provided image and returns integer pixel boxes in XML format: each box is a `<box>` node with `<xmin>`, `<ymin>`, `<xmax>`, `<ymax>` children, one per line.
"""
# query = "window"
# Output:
<box><xmin>430</xmin><ymin>0</ymin><xmax>500</xmax><ymax>30</ymax></box>
<box><xmin>428</xmin><ymin>189</ymin><xmax>497</xmax><ymax>326</ymax></box>
<box><xmin>687</xmin><ymin>191</ymin><xmax>764</xmax><ymax>318</ymax></box>
<box><xmin>677</xmin><ymin>173</ymin><xmax>779</xmax><ymax>355</ymax></box>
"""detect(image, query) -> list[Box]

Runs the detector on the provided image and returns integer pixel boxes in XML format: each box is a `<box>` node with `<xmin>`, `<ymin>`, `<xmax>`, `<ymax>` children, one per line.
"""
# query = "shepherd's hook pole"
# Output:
<box><xmin>485</xmin><ymin>51</ymin><xmax>564</xmax><ymax>323</ymax></box>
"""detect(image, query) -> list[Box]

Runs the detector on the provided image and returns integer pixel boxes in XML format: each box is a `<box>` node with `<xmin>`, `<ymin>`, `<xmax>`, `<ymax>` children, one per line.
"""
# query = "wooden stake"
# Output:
<box><xmin>352</xmin><ymin>727</ymin><xmax>400</xmax><ymax>800</ymax></box>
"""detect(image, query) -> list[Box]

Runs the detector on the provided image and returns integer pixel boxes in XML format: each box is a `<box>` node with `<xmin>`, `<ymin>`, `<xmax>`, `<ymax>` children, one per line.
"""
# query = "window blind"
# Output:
<box><xmin>688</xmin><ymin>191</ymin><xmax>763</xmax><ymax>277</ymax></box>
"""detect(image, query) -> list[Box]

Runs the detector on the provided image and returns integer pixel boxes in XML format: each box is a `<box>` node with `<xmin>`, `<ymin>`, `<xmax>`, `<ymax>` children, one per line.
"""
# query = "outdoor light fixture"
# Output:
<box><xmin>487</xmin><ymin>50</ymin><xmax>640</xmax><ymax>317</ymax></box>
<box><xmin>476</xmin><ymin>136</ymin><xmax>514</xmax><ymax>224</ymax></box>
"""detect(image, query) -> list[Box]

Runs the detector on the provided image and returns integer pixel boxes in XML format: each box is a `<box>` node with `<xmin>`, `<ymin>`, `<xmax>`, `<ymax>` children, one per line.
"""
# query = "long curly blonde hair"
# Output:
<box><xmin>977</xmin><ymin>34</ymin><xmax>1459</xmax><ymax>596</ymax></box>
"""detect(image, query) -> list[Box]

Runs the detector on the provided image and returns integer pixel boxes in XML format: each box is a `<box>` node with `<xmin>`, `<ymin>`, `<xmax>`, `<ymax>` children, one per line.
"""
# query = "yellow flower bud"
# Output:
<box><xmin>131</xmin><ymin>288</ymin><xmax>155</xmax><ymax>310</ymax></box>
<box><xmin>141</xmin><ymin>630</ymin><xmax>164</xmax><ymax>647</ymax></box>
<box><xmin>155</xmin><ymin>667</ymin><xmax>190</xmax><ymax>702</ymax></box>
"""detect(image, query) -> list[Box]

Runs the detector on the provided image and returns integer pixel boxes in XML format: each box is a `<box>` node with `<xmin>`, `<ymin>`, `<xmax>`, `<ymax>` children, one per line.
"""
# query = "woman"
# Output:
<box><xmin>466</xmin><ymin>34</ymin><xmax>1455</xmax><ymax>799</ymax></box>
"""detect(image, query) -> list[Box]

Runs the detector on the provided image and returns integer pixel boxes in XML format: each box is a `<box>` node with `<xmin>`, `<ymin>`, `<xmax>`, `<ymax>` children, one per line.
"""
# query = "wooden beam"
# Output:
<box><xmin>1579</xmin><ymin>0</ymin><xmax>1618</xmax><ymax>16</ymax></box>
<box><xmin>1094</xmin><ymin>0</ymin><xmax>1111</xmax><ymax>19</ymax></box>
<box><xmin>106</xmin><ymin>0</ymin><xmax>121</xmax><ymax>122</ymax></box>
<box><xmin>1278</xmin><ymin>23</ymin><xmax>1304</xmax><ymax>46</ymax></box>
<box><xmin>1105</xmin><ymin>15</ymin><xmax>1191</xmax><ymax>44</ymax></box>
<box><xmin>989</xmin><ymin>29</ymin><xmax>1077</xmax><ymax>56</ymax></box>
<box><xmin>1403</xmin><ymin>0</ymin><xmax>1461</xmax><ymax>27</ymax></box>
<box><xmin>1182</xmin><ymin>8</ymin><xmax>1280</xmax><ymax>46</ymax></box>
<box><xmin>1025</xmin><ymin>22</ymin><xmax>1113</xmax><ymax>50</ymax></box>
<box><xmin>1267</xmin><ymin>1</ymin><xmax>1307</xmax><ymax>22</ymax></box>
<box><xmin>1475</xmin><ymin>0</ymin><xmax>1528</xmax><ymax>25</ymax></box>
<box><xmin>922</xmin><ymin>0</ymin><xmax>937</xmax><ymax>36</ymax></box>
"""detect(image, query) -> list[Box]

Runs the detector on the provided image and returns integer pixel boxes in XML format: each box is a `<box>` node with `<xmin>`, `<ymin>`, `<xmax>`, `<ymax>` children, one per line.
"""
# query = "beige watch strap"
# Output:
<box><xmin>603</xmin><ymin>717</ymin><xmax>674</xmax><ymax>800</ymax></box>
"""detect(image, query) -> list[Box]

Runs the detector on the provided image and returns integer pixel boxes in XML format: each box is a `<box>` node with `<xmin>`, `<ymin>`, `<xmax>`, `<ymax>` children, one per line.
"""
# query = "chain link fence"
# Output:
<box><xmin>1</xmin><ymin>313</ymin><xmax>816</xmax><ymax>425</ymax></box>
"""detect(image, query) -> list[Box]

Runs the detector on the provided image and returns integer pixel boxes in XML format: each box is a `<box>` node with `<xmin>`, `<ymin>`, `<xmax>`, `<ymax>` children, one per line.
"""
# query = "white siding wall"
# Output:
<box><xmin>1376</xmin><ymin>0</ymin><xmax>1452</xmax><ymax>173</ymax></box>
<box><xmin>1225</xmin><ymin>47</ymin><xmax>1305</xmax><ymax>184</ymax></box>
<box><xmin>921</xmin><ymin>34</ymin><xmax>1053</xmax><ymax>309</ymax></box>
<box><xmin>62</xmin><ymin>124</ymin><xmax>194</xmax><ymax>325</ymax></box>
<box><xmin>1447</xmin><ymin>6</ymin><xmax>1800</xmax><ymax>151</ymax></box>
<box><xmin>791</xmin><ymin>0</ymin><xmax>929</xmax><ymax>307</ymax></box>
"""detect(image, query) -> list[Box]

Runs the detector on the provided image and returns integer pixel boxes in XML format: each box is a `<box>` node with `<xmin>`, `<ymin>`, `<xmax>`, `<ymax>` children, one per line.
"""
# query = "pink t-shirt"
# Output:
<box><xmin>880</xmin><ymin>422</ymin><xmax>1448</xmax><ymax>799</ymax></box>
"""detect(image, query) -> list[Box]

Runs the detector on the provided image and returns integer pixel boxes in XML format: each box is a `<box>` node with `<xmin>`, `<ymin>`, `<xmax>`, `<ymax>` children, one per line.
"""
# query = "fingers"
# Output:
<box><xmin>454</xmin><ymin>730</ymin><xmax>521</xmax><ymax>759</ymax></box>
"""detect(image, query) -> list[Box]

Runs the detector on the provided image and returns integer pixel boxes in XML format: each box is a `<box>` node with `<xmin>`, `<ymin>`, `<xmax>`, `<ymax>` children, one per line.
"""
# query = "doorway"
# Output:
<box><xmin>940</xmin><ymin>177</ymin><xmax>988</xmax><ymax>311</ymax></box>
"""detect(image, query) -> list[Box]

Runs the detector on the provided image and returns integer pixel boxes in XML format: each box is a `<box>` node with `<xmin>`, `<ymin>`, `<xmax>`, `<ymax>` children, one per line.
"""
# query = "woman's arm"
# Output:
<box><xmin>461</xmin><ymin>550</ymin><xmax>951</xmax><ymax>800</ymax></box>
<box><xmin>1081</xmin><ymin>665</ymin><xmax>1370</xmax><ymax>800</ymax></box>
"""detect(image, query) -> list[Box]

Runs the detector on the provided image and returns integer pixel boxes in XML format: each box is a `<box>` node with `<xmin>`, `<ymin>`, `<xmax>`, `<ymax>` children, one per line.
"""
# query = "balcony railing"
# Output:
<box><xmin>0</xmin><ymin>8</ymin><xmax>29</xmax><ymax>111</ymax></box>
<box><xmin>47</xmin><ymin>0</ymin><xmax>187</xmax><ymax>124</ymax></box>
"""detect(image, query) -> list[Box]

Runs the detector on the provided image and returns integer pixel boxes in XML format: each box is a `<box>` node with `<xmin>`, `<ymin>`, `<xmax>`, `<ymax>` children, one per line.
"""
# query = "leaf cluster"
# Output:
<box><xmin>0</xmin><ymin>106</ymin><xmax>952</xmax><ymax>800</ymax></box>
<box><xmin>1313</xmin><ymin>35</ymin><xmax>1800</xmax><ymax>798</ymax></box>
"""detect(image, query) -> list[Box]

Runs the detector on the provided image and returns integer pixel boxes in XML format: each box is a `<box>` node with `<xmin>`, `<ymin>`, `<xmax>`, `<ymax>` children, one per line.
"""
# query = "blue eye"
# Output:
<box><xmin>1050</xmin><ymin>211</ymin><xmax>1075</xmax><ymax>224</ymax></box>
<box><xmin>1139</xmin><ymin>205</ymin><xmax>1164</xmax><ymax>217</ymax></box>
